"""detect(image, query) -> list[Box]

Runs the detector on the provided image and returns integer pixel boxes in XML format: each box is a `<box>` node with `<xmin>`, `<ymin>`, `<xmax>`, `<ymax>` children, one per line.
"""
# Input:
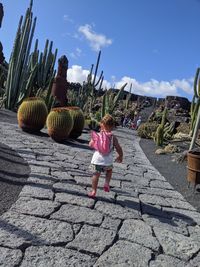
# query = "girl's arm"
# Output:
<box><xmin>113</xmin><ymin>135</ymin><xmax>123</xmax><ymax>163</ymax></box>
<box><xmin>89</xmin><ymin>139</ymin><xmax>94</xmax><ymax>148</ymax></box>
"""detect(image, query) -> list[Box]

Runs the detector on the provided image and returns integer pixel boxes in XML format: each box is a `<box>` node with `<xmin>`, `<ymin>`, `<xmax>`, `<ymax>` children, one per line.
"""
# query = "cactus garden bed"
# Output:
<box><xmin>140</xmin><ymin>137</ymin><xmax>200</xmax><ymax>212</ymax></box>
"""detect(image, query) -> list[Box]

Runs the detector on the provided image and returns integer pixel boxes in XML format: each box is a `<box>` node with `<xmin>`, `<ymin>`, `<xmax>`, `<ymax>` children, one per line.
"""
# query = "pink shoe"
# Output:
<box><xmin>88</xmin><ymin>191</ymin><xmax>96</xmax><ymax>198</ymax></box>
<box><xmin>104</xmin><ymin>184</ymin><xmax>110</xmax><ymax>192</ymax></box>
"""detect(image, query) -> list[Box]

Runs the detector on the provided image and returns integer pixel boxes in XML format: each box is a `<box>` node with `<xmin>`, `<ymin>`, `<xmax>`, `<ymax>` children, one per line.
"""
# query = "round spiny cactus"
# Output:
<box><xmin>46</xmin><ymin>108</ymin><xmax>73</xmax><ymax>142</ymax></box>
<box><xmin>65</xmin><ymin>106</ymin><xmax>85</xmax><ymax>138</ymax></box>
<box><xmin>17</xmin><ymin>97</ymin><xmax>48</xmax><ymax>132</ymax></box>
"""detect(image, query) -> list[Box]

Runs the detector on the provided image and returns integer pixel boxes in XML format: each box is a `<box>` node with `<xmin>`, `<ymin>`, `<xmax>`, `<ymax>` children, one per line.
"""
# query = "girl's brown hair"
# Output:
<box><xmin>100</xmin><ymin>114</ymin><xmax>115</xmax><ymax>128</ymax></box>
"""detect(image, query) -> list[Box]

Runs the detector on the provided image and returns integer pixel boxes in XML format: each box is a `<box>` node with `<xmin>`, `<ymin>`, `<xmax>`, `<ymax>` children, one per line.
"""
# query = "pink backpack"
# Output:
<box><xmin>91</xmin><ymin>130</ymin><xmax>113</xmax><ymax>155</ymax></box>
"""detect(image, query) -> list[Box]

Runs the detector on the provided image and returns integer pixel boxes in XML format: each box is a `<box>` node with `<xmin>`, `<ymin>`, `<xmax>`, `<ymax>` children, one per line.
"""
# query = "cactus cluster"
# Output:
<box><xmin>3</xmin><ymin>0</ymin><xmax>57</xmax><ymax>111</ymax></box>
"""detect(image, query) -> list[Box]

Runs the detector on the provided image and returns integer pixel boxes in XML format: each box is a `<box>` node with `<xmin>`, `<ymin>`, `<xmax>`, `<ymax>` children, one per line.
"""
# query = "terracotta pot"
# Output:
<box><xmin>187</xmin><ymin>151</ymin><xmax>200</xmax><ymax>188</ymax></box>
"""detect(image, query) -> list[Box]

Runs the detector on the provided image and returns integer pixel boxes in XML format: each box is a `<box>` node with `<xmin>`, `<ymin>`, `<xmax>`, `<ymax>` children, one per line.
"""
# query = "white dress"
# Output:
<box><xmin>91</xmin><ymin>150</ymin><xmax>113</xmax><ymax>166</ymax></box>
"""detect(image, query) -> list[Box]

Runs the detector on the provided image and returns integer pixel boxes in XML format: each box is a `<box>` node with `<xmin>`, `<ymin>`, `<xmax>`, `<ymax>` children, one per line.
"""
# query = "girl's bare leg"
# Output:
<box><xmin>88</xmin><ymin>173</ymin><xmax>100</xmax><ymax>197</ymax></box>
<box><xmin>104</xmin><ymin>169</ymin><xmax>112</xmax><ymax>192</ymax></box>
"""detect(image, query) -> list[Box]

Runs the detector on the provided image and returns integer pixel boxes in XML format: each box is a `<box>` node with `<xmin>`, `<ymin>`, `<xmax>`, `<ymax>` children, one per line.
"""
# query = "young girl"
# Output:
<box><xmin>88</xmin><ymin>114</ymin><xmax>123</xmax><ymax>197</ymax></box>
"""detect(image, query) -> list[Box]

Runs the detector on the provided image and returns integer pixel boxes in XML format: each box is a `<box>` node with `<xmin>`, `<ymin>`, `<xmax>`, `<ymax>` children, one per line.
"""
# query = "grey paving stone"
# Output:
<box><xmin>149</xmin><ymin>254</ymin><xmax>191</xmax><ymax>267</ymax></box>
<box><xmin>122</xmin><ymin>178</ymin><xmax>149</xmax><ymax>189</ymax></box>
<box><xmin>51</xmin><ymin>204</ymin><xmax>103</xmax><ymax>225</ymax></box>
<box><xmin>116</xmin><ymin>195</ymin><xmax>140</xmax><ymax>211</ymax></box>
<box><xmin>53</xmin><ymin>151</ymin><xmax>74</xmax><ymax>161</ymax></box>
<box><xmin>143</xmin><ymin>171</ymin><xmax>166</xmax><ymax>181</ymax></box>
<box><xmin>150</xmin><ymin>180</ymin><xmax>174</xmax><ymax>190</ymax></box>
<box><xmin>165</xmin><ymin>197</ymin><xmax>196</xmax><ymax>211</ymax></box>
<box><xmin>139</xmin><ymin>194</ymin><xmax>171</xmax><ymax>207</ymax></box>
<box><xmin>54</xmin><ymin>160</ymin><xmax>79</xmax><ymax>169</ymax></box>
<box><xmin>55</xmin><ymin>192</ymin><xmax>95</xmax><ymax>208</ymax></box>
<box><xmin>67</xmin><ymin>225</ymin><xmax>116</xmax><ymax>255</ymax></box>
<box><xmin>0</xmin><ymin>247</ymin><xmax>22</xmax><ymax>267</ymax></box>
<box><xmin>28</xmin><ymin>159</ymin><xmax>58</xmax><ymax>169</ymax></box>
<box><xmin>0</xmin><ymin>212</ymin><xmax>73</xmax><ymax>248</ymax></box>
<box><xmin>72</xmin><ymin>223</ymin><xmax>82</xmax><ymax>235</ymax></box>
<box><xmin>142</xmin><ymin>214</ymin><xmax>188</xmax><ymax>236</ymax></box>
<box><xmin>21</xmin><ymin>246</ymin><xmax>96</xmax><ymax>267</ymax></box>
<box><xmin>119</xmin><ymin>219</ymin><xmax>160</xmax><ymax>251</ymax></box>
<box><xmin>100</xmin><ymin>216</ymin><xmax>121</xmax><ymax>231</ymax></box>
<box><xmin>138</xmin><ymin>187</ymin><xmax>185</xmax><ymax>200</ymax></box>
<box><xmin>53</xmin><ymin>182</ymin><xmax>87</xmax><ymax>195</ymax></box>
<box><xmin>20</xmin><ymin>184</ymin><xmax>54</xmax><ymax>200</ymax></box>
<box><xmin>141</xmin><ymin>202</ymin><xmax>168</xmax><ymax>218</ymax></box>
<box><xmin>51</xmin><ymin>170</ymin><xmax>75</xmax><ymax>182</ymax></box>
<box><xmin>111</xmin><ymin>187</ymin><xmax>139</xmax><ymax>198</ymax></box>
<box><xmin>74</xmin><ymin>175</ymin><xmax>121</xmax><ymax>188</ymax></box>
<box><xmin>10</xmin><ymin>197</ymin><xmax>60</xmax><ymax>217</ymax></box>
<box><xmin>188</xmin><ymin>225</ymin><xmax>200</xmax><ymax>241</ymax></box>
<box><xmin>154</xmin><ymin>227</ymin><xmax>200</xmax><ymax>261</ymax></box>
<box><xmin>29</xmin><ymin>164</ymin><xmax>50</xmax><ymax>175</ymax></box>
<box><xmin>163</xmin><ymin>207</ymin><xmax>200</xmax><ymax>226</ymax></box>
<box><xmin>28</xmin><ymin>173</ymin><xmax>57</xmax><ymax>185</ymax></box>
<box><xmin>93</xmin><ymin>189</ymin><xmax>116</xmax><ymax>203</ymax></box>
<box><xmin>95</xmin><ymin>201</ymin><xmax>140</xmax><ymax>220</ymax></box>
<box><xmin>94</xmin><ymin>240</ymin><xmax>152</xmax><ymax>267</ymax></box>
<box><xmin>189</xmin><ymin>250</ymin><xmax>200</xmax><ymax>267</ymax></box>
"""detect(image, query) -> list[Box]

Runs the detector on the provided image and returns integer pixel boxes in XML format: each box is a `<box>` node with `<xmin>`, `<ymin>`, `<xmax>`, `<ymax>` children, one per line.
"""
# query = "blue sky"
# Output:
<box><xmin>1</xmin><ymin>0</ymin><xmax>200</xmax><ymax>100</ymax></box>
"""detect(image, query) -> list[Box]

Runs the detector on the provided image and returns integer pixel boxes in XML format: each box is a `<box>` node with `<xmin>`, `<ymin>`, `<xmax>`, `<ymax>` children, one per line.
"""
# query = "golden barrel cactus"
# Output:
<box><xmin>65</xmin><ymin>106</ymin><xmax>85</xmax><ymax>138</ymax></box>
<box><xmin>46</xmin><ymin>108</ymin><xmax>73</xmax><ymax>142</ymax></box>
<box><xmin>17</xmin><ymin>97</ymin><xmax>48</xmax><ymax>132</ymax></box>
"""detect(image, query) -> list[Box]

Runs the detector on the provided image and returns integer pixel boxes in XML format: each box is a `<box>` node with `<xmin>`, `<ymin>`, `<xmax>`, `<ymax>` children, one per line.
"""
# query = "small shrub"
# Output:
<box><xmin>137</xmin><ymin>122</ymin><xmax>158</xmax><ymax>139</ymax></box>
<box><xmin>176</xmin><ymin>122</ymin><xmax>190</xmax><ymax>135</ymax></box>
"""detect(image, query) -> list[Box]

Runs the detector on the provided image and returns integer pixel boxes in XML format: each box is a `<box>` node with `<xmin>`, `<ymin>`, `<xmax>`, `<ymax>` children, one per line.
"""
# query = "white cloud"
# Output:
<box><xmin>67</xmin><ymin>65</ymin><xmax>193</xmax><ymax>99</ymax></box>
<box><xmin>63</xmin><ymin>14</ymin><xmax>73</xmax><ymax>23</ymax></box>
<box><xmin>78</xmin><ymin>24</ymin><xmax>112</xmax><ymax>51</ymax></box>
<box><xmin>67</xmin><ymin>65</ymin><xmax>90</xmax><ymax>84</ymax></box>
<box><xmin>115</xmin><ymin>76</ymin><xmax>193</xmax><ymax>98</ymax></box>
<box><xmin>70</xmin><ymin>48</ymin><xmax>82</xmax><ymax>59</ymax></box>
<box><xmin>67</xmin><ymin>65</ymin><xmax>111</xmax><ymax>88</ymax></box>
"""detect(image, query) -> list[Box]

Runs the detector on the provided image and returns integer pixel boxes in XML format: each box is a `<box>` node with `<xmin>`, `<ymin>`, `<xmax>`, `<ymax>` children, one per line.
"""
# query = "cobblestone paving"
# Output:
<box><xmin>0</xmin><ymin>121</ymin><xmax>200</xmax><ymax>266</ymax></box>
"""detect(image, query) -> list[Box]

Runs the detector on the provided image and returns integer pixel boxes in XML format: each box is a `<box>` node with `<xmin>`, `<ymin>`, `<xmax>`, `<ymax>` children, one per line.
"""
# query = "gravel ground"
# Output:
<box><xmin>140</xmin><ymin>137</ymin><xmax>200</xmax><ymax>212</ymax></box>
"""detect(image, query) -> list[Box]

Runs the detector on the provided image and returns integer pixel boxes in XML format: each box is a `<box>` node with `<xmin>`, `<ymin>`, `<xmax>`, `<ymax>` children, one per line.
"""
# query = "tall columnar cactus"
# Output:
<box><xmin>189</xmin><ymin>68</ymin><xmax>200</xmax><ymax>150</ymax></box>
<box><xmin>86</xmin><ymin>51</ymin><xmax>104</xmax><ymax>113</ymax></box>
<box><xmin>4</xmin><ymin>0</ymin><xmax>37</xmax><ymax>110</ymax></box>
<box><xmin>155</xmin><ymin>107</ymin><xmax>167</xmax><ymax>146</ymax></box>
<box><xmin>101</xmin><ymin>83</ymin><xmax>127</xmax><ymax>118</ymax></box>
<box><xmin>125</xmin><ymin>83</ymin><xmax>132</xmax><ymax>109</ymax></box>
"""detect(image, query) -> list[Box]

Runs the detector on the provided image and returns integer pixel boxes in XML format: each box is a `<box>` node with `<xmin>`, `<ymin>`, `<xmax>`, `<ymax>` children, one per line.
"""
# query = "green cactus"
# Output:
<box><xmin>17</xmin><ymin>97</ymin><xmax>48</xmax><ymax>132</ymax></box>
<box><xmin>4</xmin><ymin>0</ymin><xmax>37</xmax><ymax>110</ymax></box>
<box><xmin>125</xmin><ymin>83</ymin><xmax>132</xmax><ymax>109</ymax></box>
<box><xmin>46</xmin><ymin>108</ymin><xmax>73</xmax><ymax>142</ymax></box>
<box><xmin>101</xmin><ymin>83</ymin><xmax>127</xmax><ymax>118</ymax></box>
<box><xmin>155</xmin><ymin>107</ymin><xmax>167</xmax><ymax>146</ymax></box>
<box><xmin>189</xmin><ymin>67</ymin><xmax>200</xmax><ymax>150</ymax></box>
<box><xmin>65</xmin><ymin>106</ymin><xmax>85</xmax><ymax>139</ymax></box>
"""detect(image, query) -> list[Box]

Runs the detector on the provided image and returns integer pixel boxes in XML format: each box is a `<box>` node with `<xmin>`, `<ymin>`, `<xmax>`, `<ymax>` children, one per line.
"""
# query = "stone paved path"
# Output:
<box><xmin>0</xmin><ymin>120</ymin><xmax>200</xmax><ymax>267</ymax></box>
